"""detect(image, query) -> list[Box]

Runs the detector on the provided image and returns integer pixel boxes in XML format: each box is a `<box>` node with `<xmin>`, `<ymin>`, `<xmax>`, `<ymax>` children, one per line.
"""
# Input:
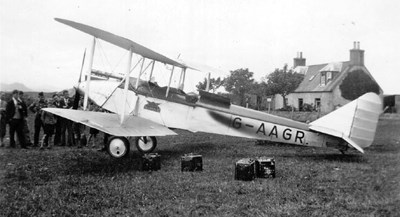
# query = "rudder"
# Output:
<box><xmin>309</xmin><ymin>92</ymin><xmax>382</xmax><ymax>153</ymax></box>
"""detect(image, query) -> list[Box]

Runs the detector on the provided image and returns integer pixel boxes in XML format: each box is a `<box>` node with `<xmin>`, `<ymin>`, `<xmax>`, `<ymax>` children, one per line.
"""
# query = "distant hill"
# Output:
<box><xmin>0</xmin><ymin>82</ymin><xmax>61</xmax><ymax>92</ymax></box>
<box><xmin>0</xmin><ymin>82</ymin><xmax>33</xmax><ymax>92</ymax></box>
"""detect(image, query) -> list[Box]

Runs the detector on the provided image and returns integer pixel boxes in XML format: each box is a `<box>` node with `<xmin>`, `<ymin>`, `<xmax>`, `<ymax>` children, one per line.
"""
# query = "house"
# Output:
<box><xmin>274</xmin><ymin>42</ymin><xmax>382</xmax><ymax>114</ymax></box>
<box><xmin>383</xmin><ymin>94</ymin><xmax>400</xmax><ymax>113</ymax></box>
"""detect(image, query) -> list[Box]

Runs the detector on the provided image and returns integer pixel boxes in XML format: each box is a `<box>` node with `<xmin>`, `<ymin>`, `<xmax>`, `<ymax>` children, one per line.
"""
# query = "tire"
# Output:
<box><xmin>107</xmin><ymin>136</ymin><xmax>130</xmax><ymax>158</ymax></box>
<box><xmin>135</xmin><ymin>136</ymin><xmax>157</xmax><ymax>153</ymax></box>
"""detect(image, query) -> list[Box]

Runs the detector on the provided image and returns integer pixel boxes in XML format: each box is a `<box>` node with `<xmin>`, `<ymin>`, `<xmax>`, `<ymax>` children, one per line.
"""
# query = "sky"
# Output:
<box><xmin>1</xmin><ymin>0</ymin><xmax>399</xmax><ymax>94</ymax></box>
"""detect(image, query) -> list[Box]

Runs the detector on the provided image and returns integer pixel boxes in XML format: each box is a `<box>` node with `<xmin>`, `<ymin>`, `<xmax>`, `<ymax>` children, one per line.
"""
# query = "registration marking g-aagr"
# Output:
<box><xmin>232</xmin><ymin>117</ymin><xmax>305</xmax><ymax>144</ymax></box>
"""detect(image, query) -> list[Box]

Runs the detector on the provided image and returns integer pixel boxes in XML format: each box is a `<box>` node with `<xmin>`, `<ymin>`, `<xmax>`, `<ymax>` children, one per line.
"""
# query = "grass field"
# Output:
<box><xmin>0</xmin><ymin>116</ymin><xmax>399</xmax><ymax>216</ymax></box>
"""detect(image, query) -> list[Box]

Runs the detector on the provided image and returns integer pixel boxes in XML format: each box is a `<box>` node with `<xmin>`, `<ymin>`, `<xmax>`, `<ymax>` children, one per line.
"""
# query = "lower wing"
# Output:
<box><xmin>42</xmin><ymin>108</ymin><xmax>177</xmax><ymax>137</ymax></box>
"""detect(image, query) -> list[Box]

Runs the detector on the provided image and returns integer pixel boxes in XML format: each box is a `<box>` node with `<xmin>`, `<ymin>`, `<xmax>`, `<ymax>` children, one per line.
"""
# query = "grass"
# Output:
<box><xmin>0</xmin><ymin>117</ymin><xmax>399</xmax><ymax>216</ymax></box>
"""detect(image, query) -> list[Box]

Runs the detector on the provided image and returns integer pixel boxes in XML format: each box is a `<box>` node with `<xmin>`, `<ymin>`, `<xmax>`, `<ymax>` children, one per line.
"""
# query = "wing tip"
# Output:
<box><xmin>54</xmin><ymin>17</ymin><xmax>63</xmax><ymax>22</ymax></box>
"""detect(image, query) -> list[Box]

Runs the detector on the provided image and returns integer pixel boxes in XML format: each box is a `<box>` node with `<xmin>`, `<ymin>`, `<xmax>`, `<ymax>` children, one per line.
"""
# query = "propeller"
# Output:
<box><xmin>73</xmin><ymin>49</ymin><xmax>86</xmax><ymax>110</ymax></box>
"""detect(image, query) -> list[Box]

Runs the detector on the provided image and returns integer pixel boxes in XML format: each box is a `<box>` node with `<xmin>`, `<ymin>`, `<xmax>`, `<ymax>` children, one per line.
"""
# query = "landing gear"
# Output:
<box><xmin>135</xmin><ymin>136</ymin><xmax>157</xmax><ymax>153</ymax></box>
<box><xmin>107</xmin><ymin>136</ymin><xmax>130</xmax><ymax>158</ymax></box>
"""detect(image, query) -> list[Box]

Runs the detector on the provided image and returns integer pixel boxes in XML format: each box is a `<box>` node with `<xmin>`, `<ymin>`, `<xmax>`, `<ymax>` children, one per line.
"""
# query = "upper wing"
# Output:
<box><xmin>55</xmin><ymin>18</ymin><xmax>187</xmax><ymax>68</ymax></box>
<box><xmin>176</xmin><ymin>58</ymin><xmax>228</xmax><ymax>75</ymax></box>
<box><xmin>42</xmin><ymin>108</ymin><xmax>177</xmax><ymax>137</ymax></box>
<box><xmin>55</xmin><ymin>18</ymin><xmax>227</xmax><ymax>74</ymax></box>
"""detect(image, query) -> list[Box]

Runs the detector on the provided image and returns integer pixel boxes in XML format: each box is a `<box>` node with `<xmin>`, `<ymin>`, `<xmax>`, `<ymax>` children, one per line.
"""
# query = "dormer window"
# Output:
<box><xmin>320</xmin><ymin>71</ymin><xmax>337</xmax><ymax>86</ymax></box>
<box><xmin>319</xmin><ymin>62</ymin><xmax>342</xmax><ymax>86</ymax></box>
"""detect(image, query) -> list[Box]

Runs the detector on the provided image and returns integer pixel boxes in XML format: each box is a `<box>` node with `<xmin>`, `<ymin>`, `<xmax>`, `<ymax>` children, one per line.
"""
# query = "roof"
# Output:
<box><xmin>294</xmin><ymin>61</ymin><xmax>351</xmax><ymax>92</ymax></box>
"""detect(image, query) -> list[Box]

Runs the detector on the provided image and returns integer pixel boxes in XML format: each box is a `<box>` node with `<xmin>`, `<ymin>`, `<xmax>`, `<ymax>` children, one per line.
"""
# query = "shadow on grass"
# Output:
<box><xmin>158</xmin><ymin>142</ymin><xmax>218</xmax><ymax>156</ymax></box>
<box><xmin>62</xmin><ymin>142</ymin><xmax>219</xmax><ymax>176</ymax></box>
<box><xmin>366</xmin><ymin>143</ymin><xmax>400</xmax><ymax>154</ymax></box>
<box><xmin>279</xmin><ymin>152</ymin><xmax>368</xmax><ymax>163</ymax></box>
<box><xmin>62</xmin><ymin>150</ymin><xmax>142</xmax><ymax>176</ymax></box>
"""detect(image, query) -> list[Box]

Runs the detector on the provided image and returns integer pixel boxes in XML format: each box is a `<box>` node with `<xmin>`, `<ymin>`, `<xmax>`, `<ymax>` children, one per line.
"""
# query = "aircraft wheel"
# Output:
<box><xmin>135</xmin><ymin>136</ymin><xmax>157</xmax><ymax>153</ymax></box>
<box><xmin>107</xmin><ymin>136</ymin><xmax>130</xmax><ymax>158</ymax></box>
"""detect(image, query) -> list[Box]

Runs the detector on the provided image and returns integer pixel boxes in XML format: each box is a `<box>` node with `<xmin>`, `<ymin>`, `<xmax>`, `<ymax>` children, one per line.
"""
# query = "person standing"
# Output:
<box><xmin>18</xmin><ymin>91</ymin><xmax>32</xmax><ymax>146</ymax></box>
<box><xmin>29</xmin><ymin>92</ymin><xmax>47</xmax><ymax>147</ymax></box>
<box><xmin>87</xmin><ymin>103</ymin><xmax>100</xmax><ymax>148</ymax></box>
<box><xmin>72</xmin><ymin>96</ymin><xmax>86</xmax><ymax>148</ymax></box>
<box><xmin>52</xmin><ymin>94</ymin><xmax>64</xmax><ymax>146</ymax></box>
<box><xmin>0</xmin><ymin>93</ymin><xmax>7</xmax><ymax>147</ymax></box>
<box><xmin>40</xmin><ymin>101</ymin><xmax>57</xmax><ymax>150</ymax></box>
<box><xmin>6</xmin><ymin>90</ymin><xmax>28</xmax><ymax>149</ymax></box>
<box><xmin>60</xmin><ymin>90</ymin><xmax>74</xmax><ymax>146</ymax></box>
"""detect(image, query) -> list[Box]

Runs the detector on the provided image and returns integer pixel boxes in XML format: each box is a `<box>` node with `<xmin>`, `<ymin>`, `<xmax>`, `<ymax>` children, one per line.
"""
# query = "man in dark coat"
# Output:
<box><xmin>5</xmin><ymin>90</ymin><xmax>28</xmax><ymax>149</ymax></box>
<box><xmin>52</xmin><ymin>93</ymin><xmax>64</xmax><ymax>146</ymax></box>
<box><xmin>18</xmin><ymin>91</ymin><xmax>32</xmax><ymax>146</ymax></box>
<box><xmin>29</xmin><ymin>92</ymin><xmax>47</xmax><ymax>147</ymax></box>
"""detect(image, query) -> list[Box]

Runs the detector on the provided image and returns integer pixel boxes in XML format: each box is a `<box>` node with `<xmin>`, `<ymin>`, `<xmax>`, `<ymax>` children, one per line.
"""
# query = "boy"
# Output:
<box><xmin>40</xmin><ymin>101</ymin><xmax>57</xmax><ymax>150</ymax></box>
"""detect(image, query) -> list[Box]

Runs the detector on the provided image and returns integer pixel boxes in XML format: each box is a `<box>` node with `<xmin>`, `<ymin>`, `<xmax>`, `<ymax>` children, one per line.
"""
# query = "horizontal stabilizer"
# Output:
<box><xmin>309</xmin><ymin>92</ymin><xmax>382</xmax><ymax>153</ymax></box>
<box><xmin>42</xmin><ymin>108</ymin><xmax>177</xmax><ymax>137</ymax></box>
<box><xmin>342</xmin><ymin>136</ymin><xmax>365</xmax><ymax>153</ymax></box>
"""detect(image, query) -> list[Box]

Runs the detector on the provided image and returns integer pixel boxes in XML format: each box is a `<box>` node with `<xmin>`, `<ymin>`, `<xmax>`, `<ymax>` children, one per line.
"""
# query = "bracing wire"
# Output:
<box><xmin>97</xmin><ymin>40</ymin><xmax>127</xmax><ymax>74</ymax></box>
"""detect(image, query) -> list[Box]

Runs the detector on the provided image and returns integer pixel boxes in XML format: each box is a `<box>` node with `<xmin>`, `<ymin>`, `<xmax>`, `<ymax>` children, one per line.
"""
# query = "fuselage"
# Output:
<box><xmin>78</xmin><ymin>79</ymin><xmax>344</xmax><ymax>150</ymax></box>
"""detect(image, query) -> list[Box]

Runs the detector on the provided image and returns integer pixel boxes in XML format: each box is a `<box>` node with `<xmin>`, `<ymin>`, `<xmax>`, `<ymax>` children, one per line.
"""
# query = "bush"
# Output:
<box><xmin>277</xmin><ymin>105</ymin><xmax>296</xmax><ymax>111</ymax></box>
<box><xmin>301</xmin><ymin>103</ymin><xmax>314</xmax><ymax>112</ymax></box>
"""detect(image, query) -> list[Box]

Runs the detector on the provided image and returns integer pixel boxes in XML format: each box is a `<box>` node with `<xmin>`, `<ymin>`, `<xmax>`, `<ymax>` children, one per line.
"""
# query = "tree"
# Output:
<box><xmin>224</xmin><ymin>68</ymin><xmax>255</xmax><ymax>106</ymax></box>
<box><xmin>265</xmin><ymin>64</ymin><xmax>304</xmax><ymax>107</ymax></box>
<box><xmin>339</xmin><ymin>70</ymin><xmax>380</xmax><ymax>100</ymax></box>
<box><xmin>248</xmin><ymin>81</ymin><xmax>271</xmax><ymax>110</ymax></box>
<box><xmin>196</xmin><ymin>77</ymin><xmax>225</xmax><ymax>93</ymax></box>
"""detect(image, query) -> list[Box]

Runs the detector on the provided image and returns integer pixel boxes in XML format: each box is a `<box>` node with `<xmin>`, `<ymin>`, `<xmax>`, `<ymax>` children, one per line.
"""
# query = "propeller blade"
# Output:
<box><xmin>78</xmin><ymin>49</ymin><xmax>86</xmax><ymax>83</ymax></box>
<box><xmin>72</xmin><ymin>90</ymin><xmax>81</xmax><ymax>110</ymax></box>
<box><xmin>72</xmin><ymin>49</ymin><xmax>85</xmax><ymax>110</ymax></box>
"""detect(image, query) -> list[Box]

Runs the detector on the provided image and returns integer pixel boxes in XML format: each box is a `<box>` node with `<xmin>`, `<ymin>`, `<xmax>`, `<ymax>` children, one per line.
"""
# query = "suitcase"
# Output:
<box><xmin>255</xmin><ymin>157</ymin><xmax>275</xmax><ymax>178</ymax></box>
<box><xmin>140</xmin><ymin>153</ymin><xmax>161</xmax><ymax>171</ymax></box>
<box><xmin>234</xmin><ymin>158</ymin><xmax>256</xmax><ymax>181</ymax></box>
<box><xmin>181</xmin><ymin>153</ymin><xmax>203</xmax><ymax>172</ymax></box>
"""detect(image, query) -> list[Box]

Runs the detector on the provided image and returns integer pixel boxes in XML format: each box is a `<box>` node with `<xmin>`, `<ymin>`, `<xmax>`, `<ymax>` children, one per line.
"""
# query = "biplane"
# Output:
<box><xmin>43</xmin><ymin>18</ymin><xmax>382</xmax><ymax>158</ymax></box>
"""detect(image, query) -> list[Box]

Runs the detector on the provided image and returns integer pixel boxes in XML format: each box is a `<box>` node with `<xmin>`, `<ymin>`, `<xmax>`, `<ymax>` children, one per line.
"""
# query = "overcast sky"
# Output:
<box><xmin>1</xmin><ymin>0</ymin><xmax>399</xmax><ymax>94</ymax></box>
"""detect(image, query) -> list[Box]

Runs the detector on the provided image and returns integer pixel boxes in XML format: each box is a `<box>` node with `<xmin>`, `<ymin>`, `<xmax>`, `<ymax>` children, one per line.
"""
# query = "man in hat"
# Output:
<box><xmin>60</xmin><ymin>90</ymin><xmax>74</xmax><ymax>146</ymax></box>
<box><xmin>5</xmin><ymin>90</ymin><xmax>28</xmax><ymax>148</ymax></box>
<box><xmin>29</xmin><ymin>92</ymin><xmax>47</xmax><ymax>147</ymax></box>
<box><xmin>52</xmin><ymin>93</ymin><xmax>63</xmax><ymax>146</ymax></box>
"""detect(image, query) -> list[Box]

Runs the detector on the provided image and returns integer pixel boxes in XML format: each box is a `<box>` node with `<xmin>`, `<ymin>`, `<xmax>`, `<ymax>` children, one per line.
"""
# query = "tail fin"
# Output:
<box><xmin>309</xmin><ymin>93</ymin><xmax>382</xmax><ymax>153</ymax></box>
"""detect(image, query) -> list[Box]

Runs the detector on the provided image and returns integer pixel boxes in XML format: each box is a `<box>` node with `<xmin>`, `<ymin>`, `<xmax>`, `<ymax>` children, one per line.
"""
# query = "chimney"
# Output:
<box><xmin>350</xmin><ymin>41</ymin><xmax>364</xmax><ymax>66</ymax></box>
<box><xmin>293</xmin><ymin>52</ymin><xmax>306</xmax><ymax>68</ymax></box>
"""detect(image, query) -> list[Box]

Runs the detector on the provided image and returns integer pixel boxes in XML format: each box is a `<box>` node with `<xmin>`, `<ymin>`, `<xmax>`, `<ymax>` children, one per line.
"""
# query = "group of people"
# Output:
<box><xmin>0</xmin><ymin>89</ymin><xmax>105</xmax><ymax>151</ymax></box>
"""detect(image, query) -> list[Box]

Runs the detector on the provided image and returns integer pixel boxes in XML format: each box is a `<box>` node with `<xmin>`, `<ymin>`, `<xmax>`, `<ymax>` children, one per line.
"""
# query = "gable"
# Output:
<box><xmin>294</xmin><ymin>61</ymin><xmax>350</xmax><ymax>93</ymax></box>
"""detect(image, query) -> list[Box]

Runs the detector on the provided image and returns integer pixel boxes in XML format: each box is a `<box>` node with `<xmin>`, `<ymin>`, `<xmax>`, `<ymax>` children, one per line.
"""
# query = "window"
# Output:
<box><xmin>327</xmin><ymin>72</ymin><xmax>332</xmax><ymax>82</ymax></box>
<box><xmin>320</xmin><ymin>72</ymin><xmax>326</xmax><ymax>86</ymax></box>
<box><xmin>315</xmin><ymin>98</ymin><xmax>321</xmax><ymax>111</ymax></box>
<box><xmin>298</xmin><ymin>98</ymin><xmax>303</xmax><ymax>111</ymax></box>
<box><xmin>321</xmin><ymin>71</ymin><xmax>336</xmax><ymax>85</ymax></box>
